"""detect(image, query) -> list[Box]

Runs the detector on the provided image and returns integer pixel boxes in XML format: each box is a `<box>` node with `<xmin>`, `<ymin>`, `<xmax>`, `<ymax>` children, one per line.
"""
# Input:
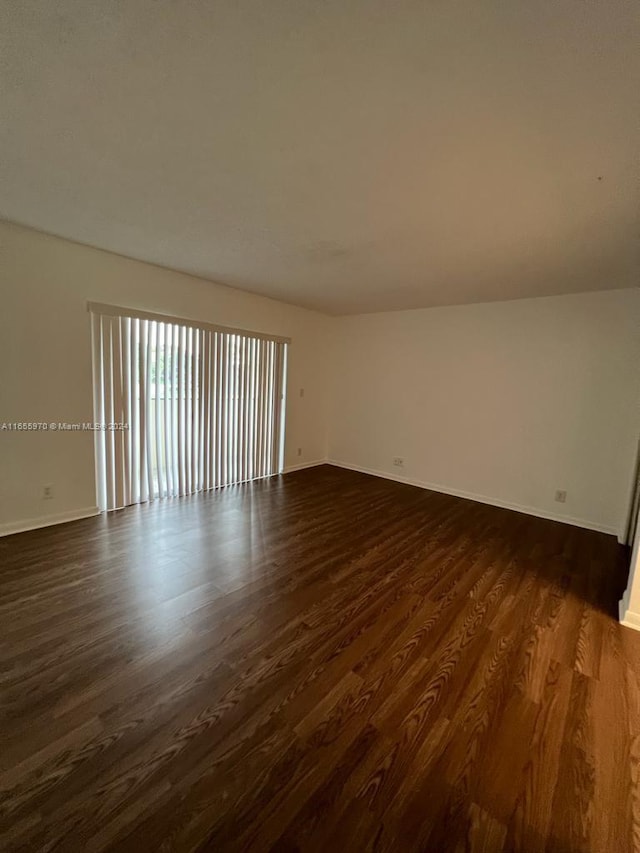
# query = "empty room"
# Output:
<box><xmin>1</xmin><ymin>1</ymin><xmax>640</xmax><ymax>851</ymax></box>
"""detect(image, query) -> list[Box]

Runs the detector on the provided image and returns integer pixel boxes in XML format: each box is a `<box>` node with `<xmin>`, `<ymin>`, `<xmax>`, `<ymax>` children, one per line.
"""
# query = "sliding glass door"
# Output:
<box><xmin>90</xmin><ymin>305</ymin><xmax>287</xmax><ymax>511</ymax></box>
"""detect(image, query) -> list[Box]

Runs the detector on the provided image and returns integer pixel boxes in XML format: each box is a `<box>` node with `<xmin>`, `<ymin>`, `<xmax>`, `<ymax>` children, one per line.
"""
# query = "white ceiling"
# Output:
<box><xmin>1</xmin><ymin>1</ymin><xmax>638</xmax><ymax>315</ymax></box>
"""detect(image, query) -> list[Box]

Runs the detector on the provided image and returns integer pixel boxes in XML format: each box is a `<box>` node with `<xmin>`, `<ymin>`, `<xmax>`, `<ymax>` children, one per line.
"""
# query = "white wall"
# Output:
<box><xmin>0</xmin><ymin>222</ymin><xmax>331</xmax><ymax>531</ymax></box>
<box><xmin>2</xmin><ymin>220</ymin><xmax>639</xmax><ymax>544</ymax></box>
<box><xmin>328</xmin><ymin>289</ymin><xmax>640</xmax><ymax>537</ymax></box>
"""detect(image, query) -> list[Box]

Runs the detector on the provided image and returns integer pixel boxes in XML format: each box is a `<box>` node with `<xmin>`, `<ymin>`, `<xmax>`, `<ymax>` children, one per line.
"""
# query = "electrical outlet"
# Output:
<box><xmin>297</xmin><ymin>447</ymin><xmax>302</xmax><ymax>457</ymax></box>
<box><xmin>393</xmin><ymin>457</ymin><xmax>404</xmax><ymax>468</ymax></box>
<box><xmin>554</xmin><ymin>489</ymin><xmax>567</xmax><ymax>503</ymax></box>
<box><xmin>42</xmin><ymin>484</ymin><xmax>54</xmax><ymax>500</ymax></box>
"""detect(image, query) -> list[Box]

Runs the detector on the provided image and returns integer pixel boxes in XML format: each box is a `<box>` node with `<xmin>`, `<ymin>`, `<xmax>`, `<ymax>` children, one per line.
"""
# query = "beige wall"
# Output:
<box><xmin>328</xmin><ymin>289</ymin><xmax>640</xmax><ymax>537</ymax></box>
<box><xmin>0</xmin><ymin>222</ymin><xmax>331</xmax><ymax>530</ymax></box>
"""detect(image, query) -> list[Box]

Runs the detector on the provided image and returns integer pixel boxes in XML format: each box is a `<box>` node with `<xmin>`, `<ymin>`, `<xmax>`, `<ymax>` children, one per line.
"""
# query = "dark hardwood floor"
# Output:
<box><xmin>1</xmin><ymin>465</ymin><xmax>639</xmax><ymax>852</ymax></box>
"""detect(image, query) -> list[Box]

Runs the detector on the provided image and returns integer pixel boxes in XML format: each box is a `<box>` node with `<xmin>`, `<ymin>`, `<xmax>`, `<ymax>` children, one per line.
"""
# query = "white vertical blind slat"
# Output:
<box><xmin>243</xmin><ymin>337</ymin><xmax>251</xmax><ymax>482</ymax></box>
<box><xmin>170</xmin><ymin>323</ymin><xmax>179</xmax><ymax>496</ymax></box>
<box><xmin>190</xmin><ymin>330</ymin><xmax>196</xmax><ymax>493</ymax></box>
<box><xmin>91</xmin><ymin>314</ymin><xmax>107</xmax><ymax>511</ymax></box>
<box><xmin>242</xmin><ymin>337</ymin><xmax>248</xmax><ymax>479</ymax></box>
<box><xmin>214</xmin><ymin>332</ymin><xmax>221</xmax><ymax>488</ymax></box>
<box><xmin>193</xmin><ymin>329</ymin><xmax>200</xmax><ymax>492</ymax></box>
<box><xmin>163</xmin><ymin>323</ymin><xmax>173</xmax><ymax>498</ymax></box>
<box><xmin>103</xmin><ymin>317</ymin><xmax>116</xmax><ymax>510</ymax></box>
<box><xmin>154</xmin><ymin>323</ymin><xmax>164</xmax><ymax>498</ymax></box>
<box><xmin>111</xmin><ymin>318</ymin><xmax>124</xmax><ymax>509</ymax></box>
<box><xmin>138</xmin><ymin>320</ymin><xmax>148</xmax><ymax>503</ymax></box>
<box><xmin>217</xmin><ymin>332</ymin><xmax>225</xmax><ymax>488</ymax></box>
<box><xmin>177</xmin><ymin>325</ymin><xmax>185</xmax><ymax>496</ymax></box>
<box><xmin>264</xmin><ymin>341</ymin><xmax>274</xmax><ymax>476</ymax></box>
<box><xmin>247</xmin><ymin>338</ymin><xmax>256</xmax><ymax>481</ymax></box>
<box><xmin>271</xmin><ymin>342</ymin><xmax>279</xmax><ymax>474</ymax></box>
<box><xmin>231</xmin><ymin>336</ymin><xmax>238</xmax><ymax>485</ymax></box>
<box><xmin>183</xmin><ymin>324</ymin><xmax>189</xmax><ymax>496</ymax></box>
<box><xmin>258</xmin><ymin>339</ymin><xmax>267</xmax><ymax>479</ymax></box>
<box><xmin>131</xmin><ymin>319</ymin><xmax>141</xmax><ymax>504</ymax></box>
<box><xmin>255</xmin><ymin>339</ymin><xmax>262</xmax><ymax>479</ymax></box>
<box><xmin>121</xmin><ymin>317</ymin><xmax>132</xmax><ymax>506</ymax></box>
<box><xmin>278</xmin><ymin>342</ymin><xmax>288</xmax><ymax>472</ymax></box>
<box><xmin>254</xmin><ymin>337</ymin><xmax>262</xmax><ymax>478</ymax></box>
<box><xmin>233</xmin><ymin>335</ymin><xmax>239</xmax><ymax>485</ymax></box>
<box><xmin>210</xmin><ymin>332</ymin><xmax>218</xmax><ymax>490</ymax></box>
<box><xmin>208</xmin><ymin>331</ymin><xmax>215</xmax><ymax>490</ymax></box>
<box><xmin>200</xmin><ymin>329</ymin><xmax>209</xmax><ymax>492</ymax></box>
<box><xmin>145</xmin><ymin>320</ymin><xmax>154</xmax><ymax>500</ymax></box>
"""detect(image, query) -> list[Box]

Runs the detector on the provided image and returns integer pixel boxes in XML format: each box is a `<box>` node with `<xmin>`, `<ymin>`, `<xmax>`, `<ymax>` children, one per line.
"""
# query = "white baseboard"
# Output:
<box><xmin>619</xmin><ymin>591</ymin><xmax>640</xmax><ymax>632</ymax></box>
<box><xmin>0</xmin><ymin>506</ymin><xmax>100</xmax><ymax>538</ymax></box>
<box><xmin>283</xmin><ymin>459</ymin><xmax>328</xmax><ymax>474</ymax></box>
<box><xmin>326</xmin><ymin>459</ymin><xmax>619</xmax><ymax>538</ymax></box>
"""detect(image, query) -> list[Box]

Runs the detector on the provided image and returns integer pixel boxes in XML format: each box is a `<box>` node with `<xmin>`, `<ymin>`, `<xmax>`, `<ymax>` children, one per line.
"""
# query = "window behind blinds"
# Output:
<box><xmin>89</xmin><ymin>304</ymin><xmax>288</xmax><ymax>511</ymax></box>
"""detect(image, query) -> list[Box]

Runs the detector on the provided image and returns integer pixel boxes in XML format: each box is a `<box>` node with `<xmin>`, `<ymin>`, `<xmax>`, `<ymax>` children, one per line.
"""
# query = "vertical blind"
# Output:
<box><xmin>89</xmin><ymin>304</ymin><xmax>288</xmax><ymax>511</ymax></box>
